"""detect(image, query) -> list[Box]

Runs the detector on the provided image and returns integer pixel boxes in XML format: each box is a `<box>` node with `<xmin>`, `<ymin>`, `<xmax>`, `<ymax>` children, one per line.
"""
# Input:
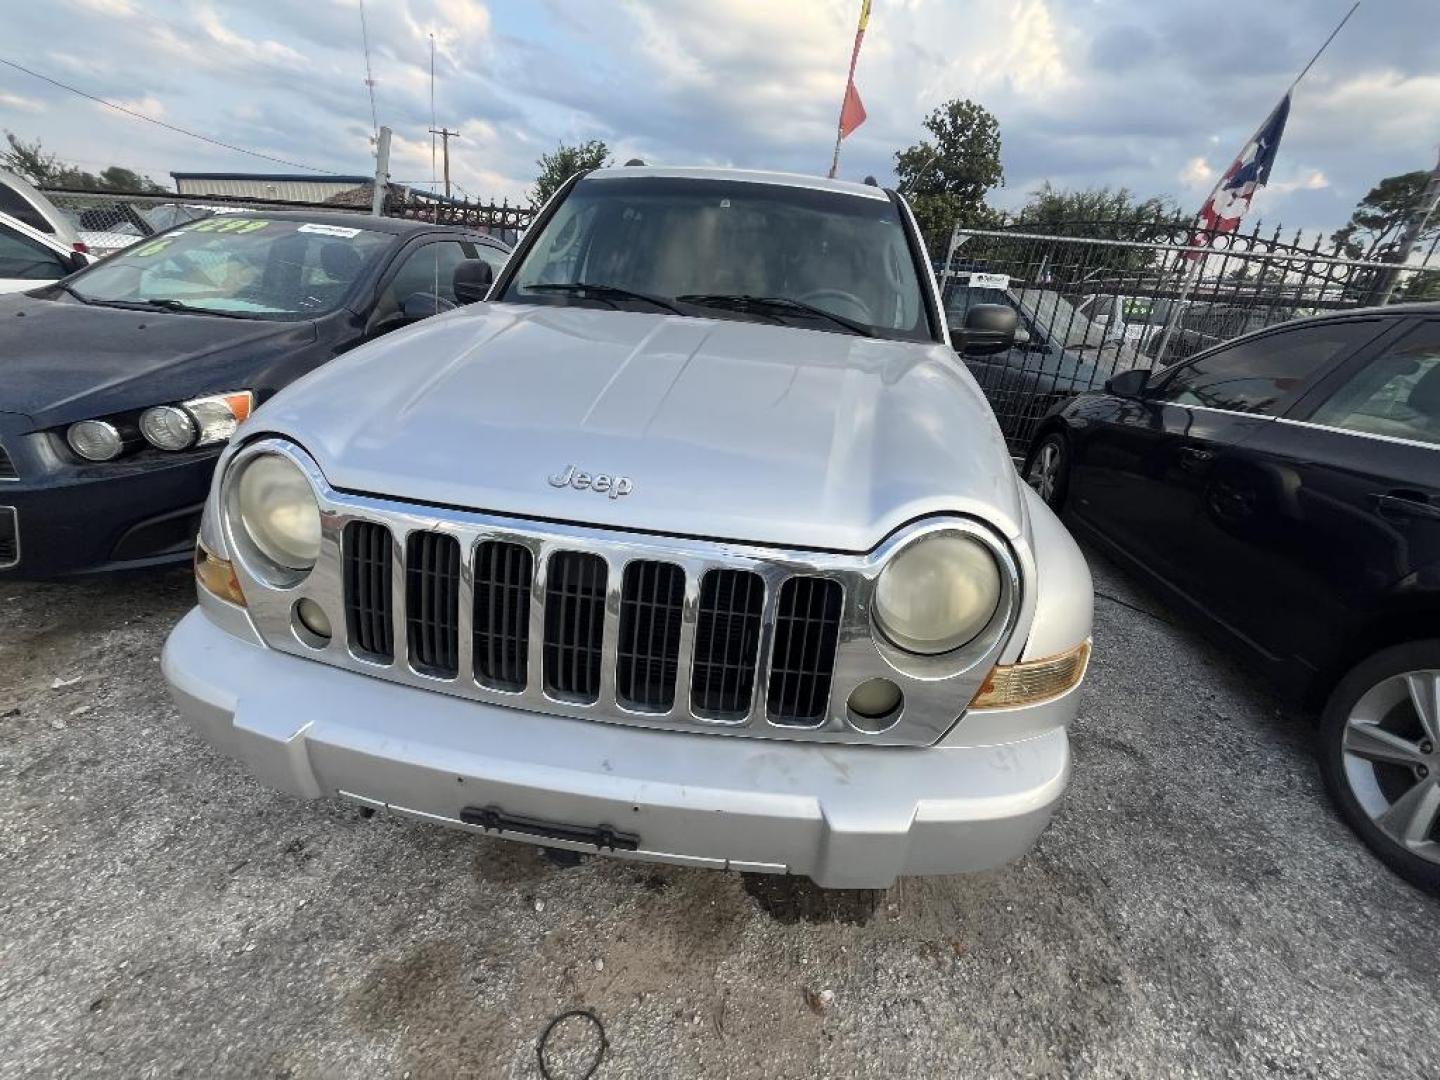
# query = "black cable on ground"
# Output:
<box><xmin>537</xmin><ymin>1009</ymin><xmax>607</xmax><ymax>1080</ymax></box>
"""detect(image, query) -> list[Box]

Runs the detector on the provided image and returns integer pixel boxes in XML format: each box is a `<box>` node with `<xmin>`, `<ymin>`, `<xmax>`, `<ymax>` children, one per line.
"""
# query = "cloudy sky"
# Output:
<box><xmin>2</xmin><ymin>0</ymin><xmax>1437</xmax><ymax>236</ymax></box>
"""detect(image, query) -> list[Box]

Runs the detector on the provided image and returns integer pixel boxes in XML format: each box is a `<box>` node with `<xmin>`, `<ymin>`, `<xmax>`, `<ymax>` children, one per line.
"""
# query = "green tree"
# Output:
<box><xmin>894</xmin><ymin>99</ymin><xmax>1004</xmax><ymax>254</ymax></box>
<box><xmin>531</xmin><ymin>140</ymin><xmax>611</xmax><ymax>206</ymax></box>
<box><xmin>1017</xmin><ymin>182</ymin><xmax>1178</xmax><ymax>234</ymax></box>
<box><xmin>2</xmin><ymin>132</ymin><xmax>165</xmax><ymax>192</ymax></box>
<box><xmin>1330</xmin><ymin>170</ymin><xmax>1439</xmax><ymax>260</ymax></box>
<box><xmin>1007</xmin><ymin>183</ymin><xmax>1183</xmax><ymax>290</ymax></box>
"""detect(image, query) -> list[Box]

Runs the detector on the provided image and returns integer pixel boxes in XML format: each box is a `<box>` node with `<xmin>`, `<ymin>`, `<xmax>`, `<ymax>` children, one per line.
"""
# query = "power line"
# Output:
<box><xmin>0</xmin><ymin>55</ymin><xmax>344</xmax><ymax>175</ymax></box>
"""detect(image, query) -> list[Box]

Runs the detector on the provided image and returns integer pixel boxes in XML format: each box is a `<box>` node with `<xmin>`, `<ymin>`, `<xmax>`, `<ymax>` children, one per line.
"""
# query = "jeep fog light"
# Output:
<box><xmin>235</xmin><ymin>453</ymin><xmax>322</xmax><ymax>572</ymax></box>
<box><xmin>847</xmin><ymin>677</ymin><xmax>903</xmax><ymax>732</ymax></box>
<box><xmin>293</xmin><ymin>597</ymin><xmax>331</xmax><ymax>645</ymax></box>
<box><xmin>970</xmin><ymin>640</ymin><xmax>1090</xmax><ymax>709</ymax></box>
<box><xmin>873</xmin><ymin>531</ymin><xmax>1001</xmax><ymax>654</ymax></box>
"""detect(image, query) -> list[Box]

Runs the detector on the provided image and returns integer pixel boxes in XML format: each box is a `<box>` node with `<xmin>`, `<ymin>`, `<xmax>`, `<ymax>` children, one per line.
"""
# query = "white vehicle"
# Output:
<box><xmin>163</xmin><ymin>167</ymin><xmax>1094</xmax><ymax>892</ymax></box>
<box><xmin>0</xmin><ymin>211</ymin><xmax>88</xmax><ymax>294</ymax></box>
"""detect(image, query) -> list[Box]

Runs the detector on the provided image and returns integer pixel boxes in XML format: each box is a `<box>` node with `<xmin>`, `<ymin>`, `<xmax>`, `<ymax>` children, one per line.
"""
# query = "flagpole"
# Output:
<box><xmin>1151</xmin><ymin>1</ymin><xmax>1359</xmax><ymax>365</ymax></box>
<box><xmin>827</xmin><ymin>0</ymin><xmax>870</xmax><ymax>178</ymax></box>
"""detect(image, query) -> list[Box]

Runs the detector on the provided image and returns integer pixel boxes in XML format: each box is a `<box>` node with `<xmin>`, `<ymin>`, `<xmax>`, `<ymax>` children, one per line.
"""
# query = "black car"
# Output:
<box><xmin>946</xmin><ymin>281</ymin><xmax>1144</xmax><ymax>451</ymax></box>
<box><xmin>1024</xmin><ymin>304</ymin><xmax>1440</xmax><ymax>891</ymax></box>
<box><xmin>0</xmin><ymin>211</ymin><xmax>509</xmax><ymax>578</ymax></box>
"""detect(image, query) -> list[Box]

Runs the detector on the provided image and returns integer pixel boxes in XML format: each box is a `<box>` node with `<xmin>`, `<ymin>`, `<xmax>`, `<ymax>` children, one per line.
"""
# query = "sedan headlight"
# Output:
<box><xmin>140</xmin><ymin>391</ymin><xmax>253</xmax><ymax>451</ymax></box>
<box><xmin>67</xmin><ymin>419</ymin><xmax>124</xmax><ymax>462</ymax></box>
<box><xmin>872</xmin><ymin>531</ymin><xmax>1002</xmax><ymax>654</ymax></box>
<box><xmin>233</xmin><ymin>453</ymin><xmax>322</xmax><ymax>571</ymax></box>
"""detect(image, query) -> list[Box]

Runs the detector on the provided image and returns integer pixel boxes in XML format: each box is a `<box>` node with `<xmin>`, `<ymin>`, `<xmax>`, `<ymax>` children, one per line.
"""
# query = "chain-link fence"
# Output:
<box><xmin>940</xmin><ymin>217</ymin><xmax>1440</xmax><ymax>454</ymax></box>
<box><xmin>36</xmin><ymin>185</ymin><xmax>536</xmax><ymax>253</ymax></box>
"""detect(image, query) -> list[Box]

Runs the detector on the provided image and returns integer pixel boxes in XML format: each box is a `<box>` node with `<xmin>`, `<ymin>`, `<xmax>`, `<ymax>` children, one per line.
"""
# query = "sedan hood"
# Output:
<box><xmin>253</xmin><ymin>303</ymin><xmax>1025</xmax><ymax>552</ymax></box>
<box><xmin>0</xmin><ymin>292</ymin><xmax>315</xmax><ymax>425</ymax></box>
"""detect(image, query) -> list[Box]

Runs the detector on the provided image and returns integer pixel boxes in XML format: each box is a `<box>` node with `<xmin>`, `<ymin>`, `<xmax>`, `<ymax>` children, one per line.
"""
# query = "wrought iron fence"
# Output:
<box><xmin>383</xmin><ymin>190</ymin><xmax>536</xmax><ymax>246</ymax></box>
<box><xmin>940</xmin><ymin>217</ymin><xmax>1440</xmax><ymax>454</ymax></box>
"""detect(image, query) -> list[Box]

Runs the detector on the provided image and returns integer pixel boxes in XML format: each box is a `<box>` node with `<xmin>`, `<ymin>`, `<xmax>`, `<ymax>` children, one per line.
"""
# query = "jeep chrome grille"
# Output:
<box><xmin>406</xmin><ymin>531</ymin><xmax>461</xmax><ymax>678</ymax></box>
<box><xmin>691</xmin><ymin>569</ymin><xmax>764</xmax><ymax>720</ymax></box>
<box><xmin>767</xmin><ymin>576</ymin><xmax>844</xmax><ymax>725</ymax></box>
<box><xmin>227</xmin><ymin>440</ymin><xmax>1023</xmax><ymax>747</ymax></box>
<box><xmin>343</xmin><ymin>521</ymin><xmax>394</xmax><ymax>662</ymax></box>
<box><xmin>543</xmin><ymin>551</ymin><xmax>608</xmax><ymax>703</ymax></box>
<box><xmin>616</xmin><ymin>561</ymin><xmax>685</xmax><ymax>712</ymax></box>
<box><xmin>473</xmin><ymin>540</ymin><xmax>532</xmax><ymax>692</ymax></box>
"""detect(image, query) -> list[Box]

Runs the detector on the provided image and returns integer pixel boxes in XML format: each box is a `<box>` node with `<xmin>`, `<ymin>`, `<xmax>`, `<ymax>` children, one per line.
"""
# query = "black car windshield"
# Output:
<box><xmin>501</xmin><ymin>176</ymin><xmax>932</xmax><ymax>341</ymax></box>
<box><xmin>67</xmin><ymin>217</ymin><xmax>394</xmax><ymax>318</ymax></box>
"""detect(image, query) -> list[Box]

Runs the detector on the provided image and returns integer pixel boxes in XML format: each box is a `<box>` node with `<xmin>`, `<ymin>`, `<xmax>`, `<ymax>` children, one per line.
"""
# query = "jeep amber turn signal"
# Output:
<box><xmin>969</xmin><ymin>640</ymin><xmax>1090</xmax><ymax>709</ymax></box>
<box><xmin>195</xmin><ymin>543</ymin><xmax>246</xmax><ymax>607</ymax></box>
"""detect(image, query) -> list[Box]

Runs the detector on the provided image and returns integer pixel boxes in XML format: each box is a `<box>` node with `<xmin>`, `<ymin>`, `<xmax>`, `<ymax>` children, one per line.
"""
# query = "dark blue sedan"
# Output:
<box><xmin>0</xmin><ymin>211</ymin><xmax>508</xmax><ymax>577</ymax></box>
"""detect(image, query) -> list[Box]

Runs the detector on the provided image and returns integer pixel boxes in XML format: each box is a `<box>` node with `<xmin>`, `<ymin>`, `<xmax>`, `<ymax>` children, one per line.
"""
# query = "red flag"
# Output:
<box><xmin>828</xmin><ymin>0</ymin><xmax>871</xmax><ymax>176</ymax></box>
<box><xmin>839</xmin><ymin>81</ymin><xmax>867</xmax><ymax>139</ymax></box>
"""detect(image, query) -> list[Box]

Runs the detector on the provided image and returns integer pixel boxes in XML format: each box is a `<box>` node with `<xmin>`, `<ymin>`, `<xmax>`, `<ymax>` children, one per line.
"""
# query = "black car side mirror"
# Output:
<box><xmin>453</xmin><ymin>259</ymin><xmax>494</xmax><ymax>305</ymax></box>
<box><xmin>950</xmin><ymin>304</ymin><xmax>1017</xmax><ymax>357</ymax></box>
<box><xmin>400</xmin><ymin>291</ymin><xmax>454</xmax><ymax>321</ymax></box>
<box><xmin>1105</xmin><ymin>368</ymin><xmax>1150</xmax><ymax>398</ymax></box>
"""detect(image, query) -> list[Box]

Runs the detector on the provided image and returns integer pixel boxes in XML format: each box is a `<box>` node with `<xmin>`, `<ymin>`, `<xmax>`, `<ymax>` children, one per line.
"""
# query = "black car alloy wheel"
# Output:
<box><xmin>1025</xmin><ymin>433</ymin><xmax>1069</xmax><ymax>509</ymax></box>
<box><xmin>1319</xmin><ymin>640</ymin><xmax>1440</xmax><ymax>894</ymax></box>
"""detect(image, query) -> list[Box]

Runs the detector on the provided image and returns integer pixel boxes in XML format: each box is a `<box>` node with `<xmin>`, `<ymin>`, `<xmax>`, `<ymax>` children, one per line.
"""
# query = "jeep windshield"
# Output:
<box><xmin>63</xmin><ymin>217</ymin><xmax>394</xmax><ymax>319</ymax></box>
<box><xmin>500</xmin><ymin>175</ymin><xmax>934</xmax><ymax>342</ymax></box>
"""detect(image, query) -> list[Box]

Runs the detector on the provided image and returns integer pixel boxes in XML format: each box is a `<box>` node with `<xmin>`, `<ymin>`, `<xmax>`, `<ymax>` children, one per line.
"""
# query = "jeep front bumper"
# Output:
<box><xmin>163</xmin><ymin>606</ymin><xmax>1072</xmax><ymax>889</ymax></box>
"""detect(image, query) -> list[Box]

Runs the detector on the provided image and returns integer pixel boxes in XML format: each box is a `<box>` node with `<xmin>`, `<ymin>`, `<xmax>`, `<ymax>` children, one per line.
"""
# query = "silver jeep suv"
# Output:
<box><xmin>162</xmin><ymin>167</ymin><xmax>1093</xmax><ymax>889</ymax></box>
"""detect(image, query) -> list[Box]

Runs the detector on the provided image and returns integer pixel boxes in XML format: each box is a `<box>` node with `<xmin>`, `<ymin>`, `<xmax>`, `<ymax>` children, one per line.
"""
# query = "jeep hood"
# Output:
<box><xmin>252</xmin><ymin>303</ymin><xmax>1025</xmax><ymax>552</ymax></box>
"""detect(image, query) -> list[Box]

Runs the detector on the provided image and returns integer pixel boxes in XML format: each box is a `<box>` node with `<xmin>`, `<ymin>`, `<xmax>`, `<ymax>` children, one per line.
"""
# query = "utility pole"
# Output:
<box><xmin>428</xmin><ymin>127</ymin><xmax>460</xmax><ymax>199</ymax></box>
<box><xmin>370</xmin><ymin>125</ymin><xmax>391</xmax><ymax>217</ymax></box>
<box><xmin>370</xmin><ymin>126</ymin><xmax>392</xmax><ymax>216</ymax></box>
<box><xmin>1373</xmin><ymin>148</ymin><xmax>1440</xmax><ymax>305</ymax></box>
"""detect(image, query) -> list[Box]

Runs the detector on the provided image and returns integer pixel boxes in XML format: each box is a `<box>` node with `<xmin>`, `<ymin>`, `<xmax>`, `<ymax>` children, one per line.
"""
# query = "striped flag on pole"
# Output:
<box><xmin>827</xmin><ymin>0</ymin><xmax>871</xmax><ymax>178</ymax></box>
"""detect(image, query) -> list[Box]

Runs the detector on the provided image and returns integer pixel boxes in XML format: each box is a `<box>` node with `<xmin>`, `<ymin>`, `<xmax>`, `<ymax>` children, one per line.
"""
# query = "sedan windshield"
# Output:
<box><xmin>501</xmin><ymin>176</ymin><xmax>932</xmax><ymax>341</ymax></box>
<box><xmin>67</xmin><ymin>217</ymin><xmax>394</xmax><ymax>318</ymax></box>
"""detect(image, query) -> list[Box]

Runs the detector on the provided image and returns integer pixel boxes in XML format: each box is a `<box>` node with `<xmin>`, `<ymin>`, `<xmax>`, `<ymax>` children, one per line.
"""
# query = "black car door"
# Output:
<box><xmin>1071</xmin><ymin>319</ymin><xmax>1384</xmax><ymax>594</ymax></box>
<box><xmin>1190</xmin><ymin>316</ymin><xmax>1440</xmax><ymax>681</ymax></box>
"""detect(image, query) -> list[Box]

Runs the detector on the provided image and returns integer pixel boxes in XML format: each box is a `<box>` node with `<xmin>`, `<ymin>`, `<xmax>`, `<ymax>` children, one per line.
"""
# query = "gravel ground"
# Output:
<box><xmin>1</xmin><ymin>547</ymin><xmax>1438</xmax><ymax>1080</ymax></box>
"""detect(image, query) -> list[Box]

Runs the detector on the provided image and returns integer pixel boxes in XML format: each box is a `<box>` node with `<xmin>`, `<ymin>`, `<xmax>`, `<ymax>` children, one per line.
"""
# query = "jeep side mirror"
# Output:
<box><xmin>453</xmin><ymin>260</ymin><xmax>494</xmax><ymax>305</ymax></box>
<box><xmin>1105</xmin><ymin>368</ymin><xmax>1150</xmax><ymax>398</ymax></box>
<box><xmin>950</xmin><ymin>303</ymin><xmax>1017</xmax><ymax>357</ymax></box>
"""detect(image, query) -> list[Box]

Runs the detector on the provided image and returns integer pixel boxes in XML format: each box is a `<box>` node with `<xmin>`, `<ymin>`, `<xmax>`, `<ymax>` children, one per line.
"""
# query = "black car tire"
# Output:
<box><xmin>1318</xmin><ymin>640</ymin><xmax>1440</xmax><ymax>895</ymax></box>
<box><xmin>1024</xmin><ymin>431</ymin><xmax>1070</xmax><ymax>510</ymax></box>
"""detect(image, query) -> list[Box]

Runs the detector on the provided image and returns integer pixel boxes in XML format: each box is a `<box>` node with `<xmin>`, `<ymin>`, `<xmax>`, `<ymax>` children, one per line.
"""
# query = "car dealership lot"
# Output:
<box><xmin>2</xmin><ymin>552</ymin><xmax>1438</xmax><ymax>1080</ymax></box>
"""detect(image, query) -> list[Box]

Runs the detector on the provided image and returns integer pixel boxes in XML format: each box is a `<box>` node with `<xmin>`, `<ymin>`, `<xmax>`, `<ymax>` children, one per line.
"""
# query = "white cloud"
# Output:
<box><xmin>0</xmin><ymin>92</ymin><xmax>45</xmax><ymax>113</ymax></box>
<box><xmin>1267</xmin><ymin>169</ymin><xmax>1329</xmax><ymax>195</ymax></box>
<box><xmin>1179</xmin><ymin>156</ymin><xmax>1214</xmax><ymax>189</ymax></box>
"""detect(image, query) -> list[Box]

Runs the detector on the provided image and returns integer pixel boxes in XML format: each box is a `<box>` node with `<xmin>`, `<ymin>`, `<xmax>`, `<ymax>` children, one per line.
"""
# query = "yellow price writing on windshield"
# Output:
<box><xmin>131</xmin><ymin>237</ymin><xmax>176</xmax><ymax>258</ymax></box>
<box><xmin>189</xmin><ymin>217</ymin><xmax>271</xmax><ymax>234</ymax></box>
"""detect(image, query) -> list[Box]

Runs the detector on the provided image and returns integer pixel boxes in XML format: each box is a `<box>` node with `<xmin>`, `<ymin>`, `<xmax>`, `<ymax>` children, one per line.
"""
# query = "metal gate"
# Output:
<box><xmin>941</xmin><ymin>218</ymin><xmax>1440</xmax><ymax>453</ymax></box>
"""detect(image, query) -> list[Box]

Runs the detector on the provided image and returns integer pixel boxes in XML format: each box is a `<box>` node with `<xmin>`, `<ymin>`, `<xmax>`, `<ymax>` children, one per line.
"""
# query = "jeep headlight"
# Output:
<box><xmin>873</xmin><ymin>531</ymin><xmax>1001</xmax><ymax>654</ymax></box>
<box><xmin>233</xmin><ymin>453</ymin><xmax>321</xmax><ymax>572</ymax></box>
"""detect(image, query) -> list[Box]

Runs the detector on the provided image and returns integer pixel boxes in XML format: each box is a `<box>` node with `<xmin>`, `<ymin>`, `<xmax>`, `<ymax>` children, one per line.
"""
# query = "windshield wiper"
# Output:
<box><xmin>522</xmin><ymin>282</ymin><xmax>684</xmax><ymax>315</ymax></box>
<box><xmin>136</xmin><ymin>298</ymin><xmax>249</xmax><ymax>319</ymax></box>
<box><xmin>676</xmin><ymin>294</ymin><xmax>874</xmax><ymax>337</ymax></box>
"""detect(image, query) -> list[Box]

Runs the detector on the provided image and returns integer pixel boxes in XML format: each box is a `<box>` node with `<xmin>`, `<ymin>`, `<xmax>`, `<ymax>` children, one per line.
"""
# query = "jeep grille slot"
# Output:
<box><xmin>766</xmin><ymin>576</ymin><xmax>843</xmax><ymax>726</ymax></box>
<box><xmin>344</xmin><ymin>521</ymin><xmax>394</xmax><ymax>662</ymax></box>
<box><xmin>473</xmin><ymin>540</ymin><xmax>533</xmax><ymax>692</ymax></box>
<box><xmin>543</xmin><ymin>551</ymin><xmax>607</xmax><ymax>703</ymax></box>
<box><xmin>690</xmin><ymin>569</ymin><xmax>764</xmax><ymax>720</ymax></box>
<box><xmin>405</xmin><ymin>531</ymin><xmax>460</xmax><ymax>678</ymax></box>
<box><xmin>616</xmin><ymin>560</ymin><xmax>685</xmax><ymax>712</ymax></box>
<box><xmin>0</xmin><ymin>444</ymin><xmax>16</xmax><ymax>481</ymax></box>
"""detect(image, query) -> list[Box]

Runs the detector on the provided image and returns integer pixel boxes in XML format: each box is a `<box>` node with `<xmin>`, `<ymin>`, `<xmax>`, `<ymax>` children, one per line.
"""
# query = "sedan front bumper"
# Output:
<box><xmin>163</xmin><ymin>607</ymin><xmax>1073</xmax><ymax>889</ymax></box>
